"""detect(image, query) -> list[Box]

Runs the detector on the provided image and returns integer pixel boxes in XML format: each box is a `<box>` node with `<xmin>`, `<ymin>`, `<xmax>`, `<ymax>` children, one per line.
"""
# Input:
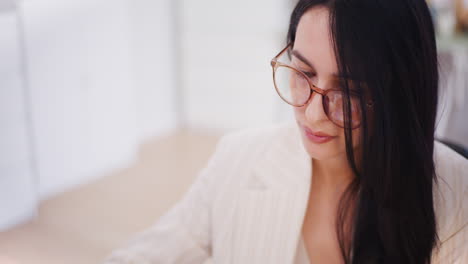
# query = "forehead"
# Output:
<box><xmin>293</xmin><ymin>7</ymin><xmax>337</xmax><ymax>76</ymax></box>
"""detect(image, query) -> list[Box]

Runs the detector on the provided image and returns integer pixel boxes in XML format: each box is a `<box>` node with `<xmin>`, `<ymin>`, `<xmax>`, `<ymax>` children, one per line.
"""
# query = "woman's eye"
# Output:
<box><xmin>303</xmin><ymin>71</ymin><xmax>315</xmax><ymax>78</ymax></box>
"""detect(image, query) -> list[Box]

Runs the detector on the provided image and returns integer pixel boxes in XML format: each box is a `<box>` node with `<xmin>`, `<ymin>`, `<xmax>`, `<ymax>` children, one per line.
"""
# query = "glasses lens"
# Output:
<box><xmin>324</xmin><ymin>90</ymin><xmax>361</xmax><ymax>128</ymax></box>
<box><xmin>274</xmin><ymin>66</ymin><xmax>310</xmax><ymax>106</ymax></box>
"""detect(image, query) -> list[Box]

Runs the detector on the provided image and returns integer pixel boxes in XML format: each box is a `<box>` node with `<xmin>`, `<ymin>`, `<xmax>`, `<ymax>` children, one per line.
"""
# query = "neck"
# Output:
<box><xmin>311</xmin><ymin>155</ymin><xmax>355</xmax><ymax>192</ymax></box>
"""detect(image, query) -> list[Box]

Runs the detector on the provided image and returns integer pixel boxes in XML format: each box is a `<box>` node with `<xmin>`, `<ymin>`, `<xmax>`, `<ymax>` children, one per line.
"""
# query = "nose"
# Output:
<box><xmin>304</xmin><ymin>90</ymin><xmax>328</xmax><ymax>123</ymax></box>
<box><xmin>304</xmin><ymin>87</ymin><xmax>328</xmax><ymax>124</ymax></box>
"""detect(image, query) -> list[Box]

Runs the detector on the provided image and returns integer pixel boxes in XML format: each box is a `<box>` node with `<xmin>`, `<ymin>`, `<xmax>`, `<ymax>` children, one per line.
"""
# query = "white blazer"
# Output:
<box><xmin>104</xmin><ymin>121</ymin><xmax>468</xmax><ymax>264</ymax></box>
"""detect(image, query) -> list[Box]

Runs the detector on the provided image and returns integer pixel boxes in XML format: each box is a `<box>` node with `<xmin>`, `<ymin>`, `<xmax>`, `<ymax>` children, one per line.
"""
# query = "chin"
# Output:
<box><xmin>300</xmin><ymin>134</ymin><xmax>342</xmax><ymax>160</ymax></box>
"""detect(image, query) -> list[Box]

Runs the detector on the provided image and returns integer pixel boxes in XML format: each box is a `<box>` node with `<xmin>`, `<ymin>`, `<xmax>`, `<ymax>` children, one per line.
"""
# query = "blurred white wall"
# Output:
<box><xmin>129</xmin><ymin>0</ymin><xmax>178</xmax><ymax>140</ymax></box>
<box><xmin>20</xmin><ymin>0</ymin><xmax>140</xmax><ymax>199</ymax></box>
<box><xmin>181</xmin><ymin>0</ymin><xmax>295</xmax><ymax>131</ymax></box>
<box><xmin>0</xmin><ymin>1</ymin><xmax>37</xmax><ymax>231</ymax></box>
<box><xmin>0</xmin><ymin>0</ymin><xmax>181</xmax><ymax>230</ymax></box>
<box><xmin>0</xmin><ymin>0</ymin><xmax>298</xmax><ymax>230</ymax></box>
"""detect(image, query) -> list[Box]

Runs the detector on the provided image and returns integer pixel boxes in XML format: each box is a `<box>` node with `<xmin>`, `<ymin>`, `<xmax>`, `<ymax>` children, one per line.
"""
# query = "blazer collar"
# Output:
<box><xmin>249</xmin><ymin>120</ymin><xmax>312</xmax><ymax>190</ymax></box>
<box><xmin>229</xmin><ymin>121</ymin><xmax>313</xmax><ymax>263</ymax></box>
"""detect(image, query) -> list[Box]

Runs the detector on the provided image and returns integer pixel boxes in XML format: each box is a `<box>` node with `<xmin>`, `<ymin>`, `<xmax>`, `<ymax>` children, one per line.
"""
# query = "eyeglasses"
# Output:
<box><xmin>270</xmin><ymin>43</ymin><xmax>373</xmax><ymax>129</ymax></box>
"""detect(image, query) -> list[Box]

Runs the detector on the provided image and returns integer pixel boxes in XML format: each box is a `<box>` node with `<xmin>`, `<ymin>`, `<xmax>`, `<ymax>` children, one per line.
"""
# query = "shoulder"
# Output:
<box><xmin>433</xmin><ymin>141</ymin><xmax>468</xmax><ymax>211</ymax></box>
<box><xmin>434</xmin><ymin>141</ymin><xmax>468</xmax><ymax>178</ymax></box>
<box><xmin>205</xmin><ymin>120</ymin><xmax>301</xmax><ymax>192</ymax></box>
<box><xmin>432</xmin><ymin>141</ymin><xmax>468</xmax><ymax>260</ymax></box>
<box><xmin>215</xmin><ymin>120</ymin><xmax>297</xmax><ymax>157</ymax></box>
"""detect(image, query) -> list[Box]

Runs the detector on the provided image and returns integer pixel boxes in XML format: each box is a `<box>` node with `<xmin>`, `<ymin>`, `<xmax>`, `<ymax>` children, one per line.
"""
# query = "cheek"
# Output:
<box><xmin>337</xmin><ymin>127</ymin><xmax>362</xmax><ymax>152</ymax></box>
<box><xmin>351</xmin><ymin>128</ymin><xmax>362</xmax><ymax>148</ymax></box>
<box><xmin>293</xmin><ymin>107</ymin><xmax>303</xmax><ymax>117</ymax></box>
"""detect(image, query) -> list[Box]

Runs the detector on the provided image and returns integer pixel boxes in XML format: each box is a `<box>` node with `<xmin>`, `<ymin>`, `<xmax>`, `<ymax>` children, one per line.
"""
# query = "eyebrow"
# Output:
<box><xmin>291</xmin><ymin>49</ymin><xmax>316</xmax><ymax>69</ymax></box>
<box><xmin>291</xmin><ymin>49</ymin><xmax>356</xmax><ymax>81</ymax></box>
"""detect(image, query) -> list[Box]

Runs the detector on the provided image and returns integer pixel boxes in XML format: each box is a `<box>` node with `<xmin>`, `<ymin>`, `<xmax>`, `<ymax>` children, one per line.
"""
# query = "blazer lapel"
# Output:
<box><xmin>229</xmin><ymin>122</ymin><xmax>312</xmax><ymax>263</ymax></box>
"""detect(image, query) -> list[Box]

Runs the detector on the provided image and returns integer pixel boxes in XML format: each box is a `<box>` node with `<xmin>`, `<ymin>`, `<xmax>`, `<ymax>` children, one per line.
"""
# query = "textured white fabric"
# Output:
<box><xmin>104</xmin><ymin>120</ymin><xmax>468</xmax><ymax>264</ymax></box>
<box><xmin>436</xmin><ymin>47</ymin><xmax>468</xmax><ymax>137</ymax></box>
<box><xmin>294</xmin><ymin>235</ymin><xmax>310</xmax><ymax>264</ymax></box>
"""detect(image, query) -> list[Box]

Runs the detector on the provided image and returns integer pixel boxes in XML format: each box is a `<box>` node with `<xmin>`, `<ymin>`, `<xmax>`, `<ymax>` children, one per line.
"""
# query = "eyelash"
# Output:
<box><xmin>300</xmin><ymin>72</ymin><xmax>357</xmax><ymax>92</ymax></box>
<box><xmin>300</xmin><ymin>70</ymin><xmax>315</xmax><ymax>78</ymax></box>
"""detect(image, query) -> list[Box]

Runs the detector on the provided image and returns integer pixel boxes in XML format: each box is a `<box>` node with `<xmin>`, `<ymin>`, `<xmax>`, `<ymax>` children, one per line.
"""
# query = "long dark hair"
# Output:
<box><xmin>287</xmin><ymin>0</ymin><xmax>439</xmax><ymax>263</ymax></box>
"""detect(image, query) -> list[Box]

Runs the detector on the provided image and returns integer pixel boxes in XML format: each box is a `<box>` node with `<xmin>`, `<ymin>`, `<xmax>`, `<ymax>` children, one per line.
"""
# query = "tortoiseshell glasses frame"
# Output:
<box><xmin>270</xmin><ymin>43</ymin><xmax>374</xmax><ymax>129</ymax></box>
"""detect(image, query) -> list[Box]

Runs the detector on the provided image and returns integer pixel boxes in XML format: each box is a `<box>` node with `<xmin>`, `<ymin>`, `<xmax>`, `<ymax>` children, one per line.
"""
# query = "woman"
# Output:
<box><xmin>105</xmin><ymin>0</ymin><xmax>467</xmax><ymax>263</ymax></box>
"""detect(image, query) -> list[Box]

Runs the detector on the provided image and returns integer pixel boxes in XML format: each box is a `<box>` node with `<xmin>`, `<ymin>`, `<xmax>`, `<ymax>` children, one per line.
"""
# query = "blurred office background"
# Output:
<box><xmin>0</xmin><ymin>0</ymin><xmax>467</xmax><ymax>263</ymax></box>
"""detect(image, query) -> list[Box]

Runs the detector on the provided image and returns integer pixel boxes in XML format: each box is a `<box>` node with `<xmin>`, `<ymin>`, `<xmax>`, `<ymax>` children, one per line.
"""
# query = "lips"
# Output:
<box><xmin>303</xmin><ymin>125</ymin><xmax>333</xmax><ymax>137</ymax></box>
<box><xmin>302</xmin><ymin>125</ymin><xmax>336</xmax><ymax>143</ymax></box>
